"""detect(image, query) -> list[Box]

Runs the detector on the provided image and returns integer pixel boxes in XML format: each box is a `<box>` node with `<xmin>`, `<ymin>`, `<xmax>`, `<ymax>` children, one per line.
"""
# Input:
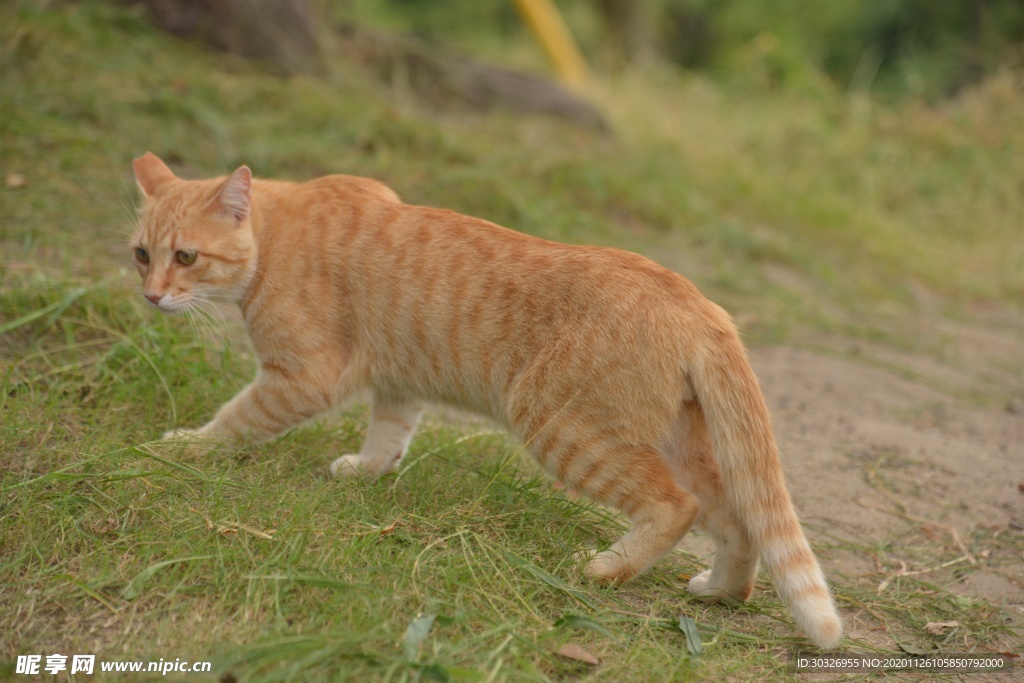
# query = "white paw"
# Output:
<box><xmin>583</xmin><ymin>549</ymin><xmax>634</xmax><ymax>584</ymax></box>
<box><xmin>687</xmin><ymin>569</ymin><xmax>738</xmax><ymax>603</ymax></box>
<box><xmin>687</xmin><ymin>569</ymin><xmax>714</xmax><ymax>596</ymax></box>
<box><xmin>161</xmin><ymin>428</ymin><xmax>217</xmax><ymax>455</ymax></box>
<box><xmin>330</xmin><ymin>454</ymin><xmax>380</xmax><ymax>478</ymax></box>
<box><xmin>163</xmin><ymin>427</ymin><xmax>201</xmax><ymax>440</ymax></box>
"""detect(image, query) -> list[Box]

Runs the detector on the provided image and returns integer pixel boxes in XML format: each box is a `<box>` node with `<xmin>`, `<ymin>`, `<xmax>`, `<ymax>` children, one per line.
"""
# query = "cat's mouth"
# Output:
<box><xmin>147</xmin><ymin>294</ymin><xmax>189</xmax><ymax>314</ymax></box>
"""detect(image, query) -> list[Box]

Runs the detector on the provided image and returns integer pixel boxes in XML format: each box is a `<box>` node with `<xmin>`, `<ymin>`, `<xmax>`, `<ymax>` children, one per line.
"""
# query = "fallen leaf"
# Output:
<box><xmin>5</xmin><ymin>173</ymin><xmax>26</xmax><ymax>188</ymax></box>
<box><xmin>924</xmin><ymin>620</ymin><xmax>959</xmax><ymax>636</ymax></box>
<box><xmin>677</xmin><ymin>615</ymin><xmax>703</xmax><ymax>658</ymax></box>
<box><xmin>402</xmin><ymin>613</ymin><xmax>436</xmax><ymax>661</ymax></box>
<box><xmin>553</xmin><ymin>642</ymin><xmax>599</xmax><ymax>666</ymax></box>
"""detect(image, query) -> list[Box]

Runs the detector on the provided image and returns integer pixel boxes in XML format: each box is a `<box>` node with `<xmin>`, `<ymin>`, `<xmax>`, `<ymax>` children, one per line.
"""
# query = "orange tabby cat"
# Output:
<box><xmin>131</xmin><ymin>152</ymin><xmax>842</xmax><ymax>649</ymax></box>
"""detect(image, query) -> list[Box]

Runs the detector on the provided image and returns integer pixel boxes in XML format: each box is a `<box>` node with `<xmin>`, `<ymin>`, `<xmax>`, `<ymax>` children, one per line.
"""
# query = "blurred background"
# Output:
<box><xmin>2</xmin><ymin>0</ymin><xmax>1022</xmax><ymax>353</ymax></box>
<box><xmin>124</xmin><ymin>0</ymin><xmax>1024</xmax><ymax>100</ymax></box>
<box><xmin>337</xmin><ymin>0</ymin><xmax>1024</xmax><ymax>100</ymax></box>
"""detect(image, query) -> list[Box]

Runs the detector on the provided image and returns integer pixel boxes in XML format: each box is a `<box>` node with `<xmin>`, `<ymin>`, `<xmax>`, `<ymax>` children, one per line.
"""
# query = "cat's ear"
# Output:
<box><xmin>132</xmin><ymin>152</ymin><xmax>176</xmax><ymax>199</ymax></box>
<box><xmin>212</xmin><ymin>166</ymin><xmax>252</xmax><ymax>223</ymax></box>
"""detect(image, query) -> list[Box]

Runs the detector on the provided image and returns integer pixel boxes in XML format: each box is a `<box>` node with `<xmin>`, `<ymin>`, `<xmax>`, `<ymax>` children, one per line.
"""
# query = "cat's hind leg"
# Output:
<box><xmin>668</xmin><ymin>401</ymin><xmax>760</xmax><ymax>603</ymax></box>
<box><xmin>506</xmin><ymin>353</ymin><xmax>699</xmax><ymax>583</ymax></box>
<box><xmin>330</xmin><ymin>395</ymin><xmax>422</xmax><ymax>478</ymax></box>
<box><xmin>687</xmin><ymin>512</ymin><xmax>759</xmax><ymax>603</ymax></box>
<box><xmin>581</xmin><ymin>458</ymin><xmax>699</xmax><ymax>584</ymax></box>
<box><xmin>526</xmin><ymin>418</ymin><xmax>699</xmax><ymax>583</ymax></box>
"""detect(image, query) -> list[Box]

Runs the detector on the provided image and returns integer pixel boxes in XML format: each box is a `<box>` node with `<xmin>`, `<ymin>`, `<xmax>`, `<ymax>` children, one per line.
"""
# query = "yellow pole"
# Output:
<box><xmin>512</xmin><ymin>0</ymin><xmax>590</xmax><ymax>89</ymax></box>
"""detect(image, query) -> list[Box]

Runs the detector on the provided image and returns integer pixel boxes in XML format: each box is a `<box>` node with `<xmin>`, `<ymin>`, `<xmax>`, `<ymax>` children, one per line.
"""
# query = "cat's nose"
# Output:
<box><xmin>145</xmin><ymin>293</ymin><xmax>163</xmax><ymax>305</ymax></box>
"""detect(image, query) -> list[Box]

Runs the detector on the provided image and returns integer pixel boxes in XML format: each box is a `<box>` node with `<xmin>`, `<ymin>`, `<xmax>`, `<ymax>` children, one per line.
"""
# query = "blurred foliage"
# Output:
<box><xmin>337</xmin><ymin>0</ymin><xmax>1024</xmax><ymax>99</ymax></box>
<box><xmin>659</xmin><ymin>0</ymin><xmax>1024</xmax><ymax>99</ymax></box>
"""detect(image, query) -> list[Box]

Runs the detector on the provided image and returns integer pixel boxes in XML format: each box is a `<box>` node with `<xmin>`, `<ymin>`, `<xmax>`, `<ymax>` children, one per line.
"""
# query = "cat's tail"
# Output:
<box><xmin>687</xmin><ymin>320</ymin><xmax>842</xmax><ymax>650</ymax></box>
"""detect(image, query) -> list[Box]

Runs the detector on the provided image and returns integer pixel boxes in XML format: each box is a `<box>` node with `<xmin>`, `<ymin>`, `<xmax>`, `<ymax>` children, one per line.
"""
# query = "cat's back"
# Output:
<box><xmin>313</xmin><ymin>174</ymin><xmax>401</xmax><ymax>203</ymax></box>
<box><xmin>254</xmin><ymin>174</ymin><xmax>403</xmax><ymax>253</ymax></box>
<box><xmin>386</xmin><ymin>202</ymin><xmax>702</xmax><ymax>308</ymax></box>
<box><xmin>266</xmin><ymin>172</ymin><xmax>713</xmax><ymax>330</ymax></box>
<box><xmin>352</xmin><ymin>199</ymin><xmax>718</xmax><ymax>346</ymax></box>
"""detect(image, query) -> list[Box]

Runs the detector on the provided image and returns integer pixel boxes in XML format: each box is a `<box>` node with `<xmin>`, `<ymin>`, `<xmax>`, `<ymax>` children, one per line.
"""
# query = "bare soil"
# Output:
<box><xmin>706</xmin><ymin>321</ymin><xmax>1024</xmax><ymax>663</ymax></box>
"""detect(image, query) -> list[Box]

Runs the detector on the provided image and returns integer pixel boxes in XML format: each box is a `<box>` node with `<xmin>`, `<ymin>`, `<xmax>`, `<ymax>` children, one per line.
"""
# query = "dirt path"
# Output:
<box><xmin>740</xmin><ymin>335</ymin><xmax>1024</xmax><ymax>657</ymax></box>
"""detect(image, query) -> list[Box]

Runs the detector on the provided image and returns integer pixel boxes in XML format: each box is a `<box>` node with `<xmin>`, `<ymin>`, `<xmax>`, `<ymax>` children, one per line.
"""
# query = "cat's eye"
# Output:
<box><xmin>135</xmin><ymin>247</ymin><xmax>150</xmax><ymax>264</ymax></box>
<box><xmin>176</xmin><ymin>250</ymin><xmax>197</xmax><ymax>265</ymax></box>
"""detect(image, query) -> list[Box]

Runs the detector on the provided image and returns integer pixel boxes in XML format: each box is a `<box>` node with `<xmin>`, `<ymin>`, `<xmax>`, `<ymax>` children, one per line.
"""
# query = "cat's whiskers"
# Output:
<box><xmin>191</xmin><ymin>288</ymin><xmax>237</xmax><ymax>315</ymax></box>
<box><xmin>185</xmin><ymin>295</ymin><xmax>230</xmax><ymax>348</ymax></box>
<box><xmin>121</xmin><ymin>179</ymin><xmax>141</xmax><ymax>221</ymax></box>
<box><xmin>119</xmin><ymin>185</ymin><xmax>145</xmax><ymax>237</ymax></box>
<box><xmin>183</xmin><ymin>302</ymin><xmax>228</xmax><ymax>360</ymax></box>
<box><xmin>193</xmin><ymin>290</ymin><xmax>239</xmax><ymax>305</ymax></box>
<box><xmin>180</xmin><ymin>304</ymin><xmax>206</xmax><ymax>356</ymax></box>
<box><xmin>194</xmin><ymin>306</ymin><xmax>229</xmax><ymax>346</ymax></box>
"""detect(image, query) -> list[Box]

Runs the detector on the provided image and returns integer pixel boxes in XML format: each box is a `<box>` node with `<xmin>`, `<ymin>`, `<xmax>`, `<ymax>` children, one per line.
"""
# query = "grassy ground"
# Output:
<box><xmin>2</xmin><ymin>2</ymin><xmax>1021</xmax><ymax>681</ymax></box>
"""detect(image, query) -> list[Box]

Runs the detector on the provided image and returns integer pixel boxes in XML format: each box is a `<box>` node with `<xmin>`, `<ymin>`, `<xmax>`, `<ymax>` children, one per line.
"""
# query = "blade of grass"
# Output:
<box><xmin>132</xmin><ymin>445</ymin><xmax>248</xmax><ymax>490</ymax></box>
<box><xmin>62</xmin><ymin>573</ymin><xmax>120</xmax><ymax>614</ymax></box>
<box><xmin>120</xmin><ymin>555</ymin><xmax>213</xmax><ymax>600</ymax></box>
<box><xmin>500</xmin><ymin>550</ymin><xmax>599</xmax><ymax>611</ymax></box>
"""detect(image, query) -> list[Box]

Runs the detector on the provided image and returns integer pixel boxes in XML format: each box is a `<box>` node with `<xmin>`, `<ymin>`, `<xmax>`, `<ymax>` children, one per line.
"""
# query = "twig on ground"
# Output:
<box><xmin>876</xmin><ymin>555</ymin><xmax>973</xmax><ymax>593</ymax></box>
<box><xmin>215</xmin><ymin>520</ymin><xmax>275</xmax><ymax>539</ymax></box>
<box><xmin>857</xmin><ymin>498</ymin><xmax>976</xmax><ymax>564</ymax></box>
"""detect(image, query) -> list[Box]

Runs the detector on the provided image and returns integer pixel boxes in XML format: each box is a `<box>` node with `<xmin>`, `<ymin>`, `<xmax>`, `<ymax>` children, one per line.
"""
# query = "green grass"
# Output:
<box><xmin>3</xmin><ymin>280</ymin><xmax>1013</xmax><ymax>682</ymax></box>
<box><xmin>1</xmin><ymin>1</ymin><xmax>1021</xmax><ymax>681</ymax></box>
<box><xmin>0</xmin><ymin>277</ymin><xmax>771</xmax><ymax>682</ymax></box>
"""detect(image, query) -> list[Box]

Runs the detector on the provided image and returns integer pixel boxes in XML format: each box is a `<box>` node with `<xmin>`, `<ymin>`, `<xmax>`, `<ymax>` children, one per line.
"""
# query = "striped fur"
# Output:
<box><xmin>131</xmin><ymin>152</ymin><xmax>842</xmax><ymax>648</ymax></box>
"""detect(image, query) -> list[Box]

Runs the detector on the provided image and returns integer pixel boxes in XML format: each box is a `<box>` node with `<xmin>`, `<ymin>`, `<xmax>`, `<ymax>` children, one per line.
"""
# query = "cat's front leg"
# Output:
<box><xmin>330</xmin><ymin>396</ymin><xmax>422</xmax><ymax>478</ymax></box>
<box><xmin>161</xmin><ymin>426</ymin><xmax>223</xmax><ymax>456</ymax></box>
<box><xmin>164</xmin><ymin>368</ymin><xmax>340</xmax><ymax>450</ymax></box>
<box><xmin>163</xmin><ymin>427</ymin><xmax>202</xmax><ymax>439</ymax></box>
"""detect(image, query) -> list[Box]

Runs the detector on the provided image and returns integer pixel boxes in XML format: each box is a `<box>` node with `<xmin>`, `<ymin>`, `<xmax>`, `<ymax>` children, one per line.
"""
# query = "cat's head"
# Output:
<box><xmin>131</xmin><ymin>153</ymin><xmax>256</xmax><ymax>313</ymax></box>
